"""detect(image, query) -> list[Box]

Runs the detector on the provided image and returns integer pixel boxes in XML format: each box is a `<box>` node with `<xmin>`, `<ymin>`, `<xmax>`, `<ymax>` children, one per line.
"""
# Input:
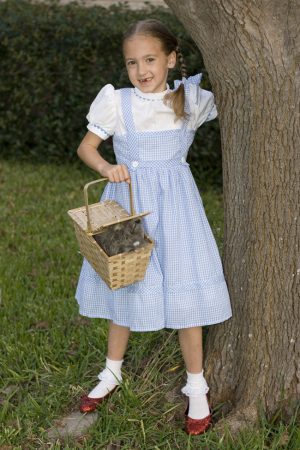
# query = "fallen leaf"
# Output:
<box><xmin>148</xmin><ymin>409</ymin><xmax>160</xmax><ymax>416</ymax></box>
<box><xmin>8</xmin><ymin>200</ymin><xmax>15</xmax><ymax>207</ymax></box>
<box><xmin>0</xmin><ymin>229</ymin><xmax>5</xmax><ymax>237</ymax></box>
<box><xmin>21</xmin><ymin>210</ymin><xmax>31</xmax><ymax>215</ymax></box>
<box><xmin>164</xmin><ymin>365</ymin><xmax>181</xmax><ymax>373</ymax></box>
<box><xmin>1</xmin><ymin>385</ymin><xmax>16</xmax><ymax>395</ymax></box>
<box><xmin>70</xmin><ymin>316</ymin><xmax>89</xmax><ymax>325</ymax></box>
<box><xmin>8</xmin><ymin>242</ymin><xmax>17</xmax><ymax>251</ymax></box>
<box><xmin>31</xmin><ymin>282</ymin><xmax>37</xmax><ymax>289</ymax></box>
<box><xmin>77</xmin><ymin>318</ymin><xmax>90</xmax><ymax>326</ymax></box>
<box><xmin>21</xmin><ymin>231</ymin><xmax>26</xmax><ymax>238</ymax></box>
<box><xmin>107</xmin><ymin>402</ymin><xmax>116</xmax><ymax>413</ymax></box>
<box><xmin>107</xmin><ymin>441</ymin><xmax>121</xmax><ymax>450</ymax></box>
<box><xmin>0</xmin><ymin>445</ymin><xmax>13</xmax><ymax>450</ymax></box>
<box><xmin>18</xmin><ymin>438</ymin><xmax>31</xmax><ymax>450</ymax></box>
<box><xmin>68</xmin><ymin>350</ymin><xmax>77</xmax><ymax>356</ymax></box>
<box><xmin>278</xmin><ymin>431</ymin><xmax>290</xmax><ymax>446</ymax></box>
<box><xmin>53</xmin><ymin>419</ymin><xmax>66</xmax><ymax>427</ymax></box>
<box><xmin>35</xmin><ymin>321</ymin><xmax>50</xmax><ymax>329</ymax></box>
<box><xmin>6</xmin><ymin>419</ymin><xmax>18</xmax><ymax>428</ymax></box>
<box><xmin>27</xmin><ymin>268</ymin><xmax>38</xmax><ymax>276</ymax></box>
<box><xmin>167</xmin><ymin>411</ymin><xmax>176</xmax><ymax>423</ymax></box>
<box><xmin>46</xmin><ymin>214</ymin><xmax>51</xmax><ymax>222</ymax></box>
<box><xmin>76</xmin><ymin>433</ymin><xmax>92</xmax><ymax>444</ymax></box>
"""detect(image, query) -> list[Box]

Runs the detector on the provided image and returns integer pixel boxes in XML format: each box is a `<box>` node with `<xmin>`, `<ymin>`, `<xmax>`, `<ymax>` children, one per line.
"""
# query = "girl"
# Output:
<box><xmin>76</xmin><ymin>19</ymin><xmax>232</xmax><ymax>435</ymax></box>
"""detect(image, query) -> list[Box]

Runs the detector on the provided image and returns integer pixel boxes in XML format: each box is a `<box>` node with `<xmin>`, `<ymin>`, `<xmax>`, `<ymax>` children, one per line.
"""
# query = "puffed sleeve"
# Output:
<box><xmin>86</xmin><ymin>84</ymin><xmax>116</xmax><ymax>140</ymax></box>
<box><xmin>188</xmin><ymin>83</ymin><xmax>218</xmax><ymax>130</ymax></box>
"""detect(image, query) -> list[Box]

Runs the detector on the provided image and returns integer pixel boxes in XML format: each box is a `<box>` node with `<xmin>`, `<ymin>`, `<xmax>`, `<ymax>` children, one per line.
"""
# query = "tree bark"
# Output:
<box><xmin>164</xmin><ymin>0</ymin><xmax>300</xmax><ymax>434</ymax></box>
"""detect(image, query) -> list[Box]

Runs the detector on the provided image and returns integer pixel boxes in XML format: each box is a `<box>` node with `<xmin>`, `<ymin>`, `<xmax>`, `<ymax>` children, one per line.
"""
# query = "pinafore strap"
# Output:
<box><xmin>120</xmin><ymin>88</ymin><xmax>139</xmax><ymax>163</ymax></box>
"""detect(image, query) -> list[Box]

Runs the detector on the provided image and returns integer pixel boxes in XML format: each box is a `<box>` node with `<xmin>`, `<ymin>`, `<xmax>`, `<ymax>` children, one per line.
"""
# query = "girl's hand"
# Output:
<box><xmin>77</xmin><ymin>131</ymin><xmax>131</xmax><ymax>184</ymax></box>
<box><xmin>100</xmin><ymin>163</ymin><xmax>131</xmax><ymax>184</ymax></box>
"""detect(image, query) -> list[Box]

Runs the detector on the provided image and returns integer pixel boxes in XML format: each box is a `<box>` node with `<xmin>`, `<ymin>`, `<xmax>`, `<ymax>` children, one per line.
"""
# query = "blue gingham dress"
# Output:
<box><xmin>75</xmin><ymin>75</ymin><xmax>232</xmax><ymax>331</ymax></box>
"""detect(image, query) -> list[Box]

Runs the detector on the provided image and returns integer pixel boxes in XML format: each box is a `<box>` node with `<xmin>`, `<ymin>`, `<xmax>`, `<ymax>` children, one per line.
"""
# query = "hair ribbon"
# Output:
<box><xmin>173</xmin><ymin>73</ymin><xmax>203</xmax><ymax>116</ymax></box>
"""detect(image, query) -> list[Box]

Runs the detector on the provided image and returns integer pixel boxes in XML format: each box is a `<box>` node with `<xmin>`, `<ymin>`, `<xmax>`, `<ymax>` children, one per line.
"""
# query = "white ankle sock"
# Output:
<box><xmin>88</xmin><ymin>357</ymin><xmax>123</xmax><ymax>399</ymax></box>
<box><xmin>181</xmin><ymin>370</ymin><xmax>210</xmax><ymax>420</ymax></box>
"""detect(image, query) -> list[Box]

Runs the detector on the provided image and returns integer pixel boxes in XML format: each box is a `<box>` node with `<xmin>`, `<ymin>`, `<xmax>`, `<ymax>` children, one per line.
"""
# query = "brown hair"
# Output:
<box><xmin>122</xmin><ymin>19</ymin><xmax>188</xmax><ymax>122</ymax></box>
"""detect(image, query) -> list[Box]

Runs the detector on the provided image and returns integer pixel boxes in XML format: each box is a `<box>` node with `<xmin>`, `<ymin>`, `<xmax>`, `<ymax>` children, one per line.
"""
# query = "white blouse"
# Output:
<box><xmin>86</xmin><ymin>81</ymin><xmax>218</xmax><ymax>140</ymax></box>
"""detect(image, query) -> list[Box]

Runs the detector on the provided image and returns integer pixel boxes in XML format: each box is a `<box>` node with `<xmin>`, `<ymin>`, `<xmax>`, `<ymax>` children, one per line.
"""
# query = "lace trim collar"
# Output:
<box><xmin>133</xmin><ymin>84</ymin><xmax>170</xmax><ymax>101</ymax></box>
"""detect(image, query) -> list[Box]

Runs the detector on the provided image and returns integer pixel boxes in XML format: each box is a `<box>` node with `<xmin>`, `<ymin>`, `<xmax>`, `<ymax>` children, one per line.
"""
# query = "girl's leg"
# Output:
<box><xmin>88</xmin><ymin>320</ymin><xmax>130</xmax><ymax>398</ymax></box>
<box><xmin>107</xmin><ymin>320</ymin><xmax>131</xmax><ymax>360</ymax></box>
<box><xmin>178</xmin><ymin>326</ymin><xmax>210</xmax><ymax>419</ymax></box>
<box><xmin>178</xmin><ymin>326</ymin><xmax>203</xmax><ymax>373</ymax></box>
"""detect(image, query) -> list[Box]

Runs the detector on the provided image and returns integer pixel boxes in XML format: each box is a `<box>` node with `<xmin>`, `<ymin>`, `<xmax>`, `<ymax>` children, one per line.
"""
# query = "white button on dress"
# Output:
<box><xmin>181</xmin><ymin>157</ymin><xmax>186</xmax><ymax>163</ymax></box>
<box><xmin>132</xmin><ymin>161</ymin><xmax>138</xmax><ymax>167</ymax></box>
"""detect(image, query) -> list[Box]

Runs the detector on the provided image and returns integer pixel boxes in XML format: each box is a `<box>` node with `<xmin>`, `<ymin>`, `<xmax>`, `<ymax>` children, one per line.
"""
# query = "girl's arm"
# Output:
<box><xmin>77</xmin><ymin>131</ymin><xmax>131</xmax><ymax>184</ymax></box>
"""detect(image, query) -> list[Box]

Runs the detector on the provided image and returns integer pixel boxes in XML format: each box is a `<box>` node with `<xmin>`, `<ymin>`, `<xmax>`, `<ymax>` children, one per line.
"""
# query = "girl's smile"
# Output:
<box><xmin>123</xmin><ymin>35</ymin><xmax>176</xmax><ymax>94</ymax></box>
<box><xmin>139</xmin><ymin>77</ymin><xmax>153</xmax><ymax>84</ymax></box>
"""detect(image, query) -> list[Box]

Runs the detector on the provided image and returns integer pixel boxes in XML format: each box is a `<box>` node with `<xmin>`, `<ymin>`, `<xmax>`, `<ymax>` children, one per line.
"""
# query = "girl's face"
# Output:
<box><xmin>123</xmin><ymin>35</ymin><xmax>176</xmax><ymax>94</ymax></box>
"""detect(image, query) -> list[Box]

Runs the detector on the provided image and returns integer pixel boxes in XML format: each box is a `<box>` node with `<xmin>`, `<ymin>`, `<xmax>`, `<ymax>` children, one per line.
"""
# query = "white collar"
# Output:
<box><xmin>134</xmin><ymin>84</ymin><xmax>170</xmax><ymax>100</ymax></box>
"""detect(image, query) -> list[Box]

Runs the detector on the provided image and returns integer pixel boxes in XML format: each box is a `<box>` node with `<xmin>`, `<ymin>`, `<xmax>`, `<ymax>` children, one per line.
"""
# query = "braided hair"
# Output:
<box><xmin>122</xmin><ymin>19</ymin><xmax>188</xmax><ymax>122</ymax></box>
<box><xmin>175</xmin><ymin>46</ymin><xmax>187</xmax><ymax>78</ymax></box>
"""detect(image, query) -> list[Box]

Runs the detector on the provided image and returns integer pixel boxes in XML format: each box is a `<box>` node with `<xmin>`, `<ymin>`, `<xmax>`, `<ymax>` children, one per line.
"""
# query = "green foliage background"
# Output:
<box><xmin>0</xmin><ymin>0</ymin><xmax>222</xmax><ymax>190</ymax></box>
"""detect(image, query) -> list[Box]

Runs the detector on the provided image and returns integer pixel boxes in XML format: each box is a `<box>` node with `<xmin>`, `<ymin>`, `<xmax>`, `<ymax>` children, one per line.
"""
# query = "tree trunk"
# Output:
<box><xmin>164</xmin><ymin>0</ymin><xmax>300</xmax><ymax>434</ymax></box>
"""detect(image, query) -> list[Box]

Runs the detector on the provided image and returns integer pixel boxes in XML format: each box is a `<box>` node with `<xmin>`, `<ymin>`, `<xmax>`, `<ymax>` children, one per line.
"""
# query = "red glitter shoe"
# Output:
<box><xmin>79</xmin><ymin>386</ymin><xmax>118</xmax><ymax>413</ymax></box>
<box><xmin>183</xmin><ymin>393</ymin><xmax>213</xmax><ymax>435</ymax></box>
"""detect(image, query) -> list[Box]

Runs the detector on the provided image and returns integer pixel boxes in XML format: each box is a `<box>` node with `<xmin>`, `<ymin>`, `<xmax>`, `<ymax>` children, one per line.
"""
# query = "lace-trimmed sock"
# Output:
<box><xmin>181</xmin><ymin>370</ymin><xmax>210</xmax><ymax>420</ymax></box>
<box><xmin>88</xmin><ymin>357</ymin><xmax>123</xmax><ymax>399</ymax></box>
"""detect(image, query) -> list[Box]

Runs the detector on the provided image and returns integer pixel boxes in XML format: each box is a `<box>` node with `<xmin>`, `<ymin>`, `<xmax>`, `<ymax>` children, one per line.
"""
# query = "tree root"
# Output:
<box><xmin>212</xmin><ymin>403</ymin><xmax>259</xmax><ymax>441</ymax></box>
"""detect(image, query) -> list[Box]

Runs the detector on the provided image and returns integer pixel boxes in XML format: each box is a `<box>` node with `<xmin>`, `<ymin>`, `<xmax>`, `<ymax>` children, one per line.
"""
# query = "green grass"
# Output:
<box><xmin>0</xmin><ymin>159</ymin><xmax>299</xmax><ymax>449</ymax></box>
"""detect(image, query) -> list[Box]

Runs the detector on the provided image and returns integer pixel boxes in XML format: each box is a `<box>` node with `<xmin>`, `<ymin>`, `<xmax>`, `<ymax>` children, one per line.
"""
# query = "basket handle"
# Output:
<box><xmin>84</xmin><ymin>178</ymin><xmax>136</xmax><ymax>233</ymax></box>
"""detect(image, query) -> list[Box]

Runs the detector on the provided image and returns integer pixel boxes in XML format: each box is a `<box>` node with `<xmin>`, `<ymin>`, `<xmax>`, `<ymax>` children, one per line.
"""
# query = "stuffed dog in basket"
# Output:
<box><xmin>93</xmin><ymin>217</ymin><xmax>149</xmax><ymax>257</ymax></box>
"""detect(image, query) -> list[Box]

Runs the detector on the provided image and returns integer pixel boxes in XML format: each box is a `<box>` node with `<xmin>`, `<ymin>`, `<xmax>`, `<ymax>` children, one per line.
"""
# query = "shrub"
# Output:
<box><xmin>0</xmin><ymin>0</ymin><xmax>222</xmax><ymax>189</ymax></box>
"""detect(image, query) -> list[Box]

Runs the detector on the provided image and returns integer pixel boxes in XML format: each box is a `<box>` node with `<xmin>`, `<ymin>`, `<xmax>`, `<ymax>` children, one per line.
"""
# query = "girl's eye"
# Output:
<box><xmin>147</xmin><ymin>58</ymin><xmax>154</xmax><ymax>62</ymax></box>
<box><xmin>127</xmin><ymin>61</ymin><xmax>135</xmax><ymax>66</ymax></box>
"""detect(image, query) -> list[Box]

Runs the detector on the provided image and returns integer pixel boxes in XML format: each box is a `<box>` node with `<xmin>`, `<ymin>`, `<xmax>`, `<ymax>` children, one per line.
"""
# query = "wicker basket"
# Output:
<box><xmin>68</xmin><ymin>178</ymin><xmax>155</xmax><ymax>291</ymax></box>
